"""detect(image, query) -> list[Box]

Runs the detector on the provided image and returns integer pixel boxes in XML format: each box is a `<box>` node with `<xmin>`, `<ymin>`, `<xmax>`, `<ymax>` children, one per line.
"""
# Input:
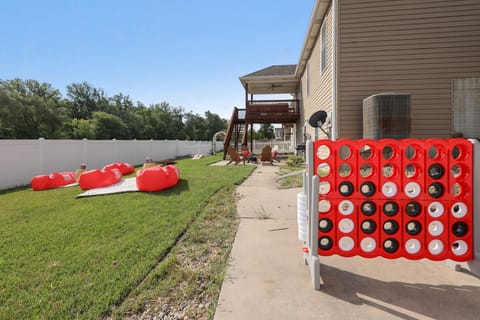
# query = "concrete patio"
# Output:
<box><xmin>214</xmin><ymin>164</ymin><xmax>480</xmax><ymax>320</ymax></box>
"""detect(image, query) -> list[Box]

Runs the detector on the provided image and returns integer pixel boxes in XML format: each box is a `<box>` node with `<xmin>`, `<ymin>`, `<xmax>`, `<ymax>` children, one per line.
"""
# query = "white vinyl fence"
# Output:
<box><xmin>0</xmin><ymin>139</ymin><xmax>223</xmax><ymax>190</ymax></box>
<box><xmin>250</xmin><ymin>140</ymin><xmax>296</xmax><ymax>154</ymax></box>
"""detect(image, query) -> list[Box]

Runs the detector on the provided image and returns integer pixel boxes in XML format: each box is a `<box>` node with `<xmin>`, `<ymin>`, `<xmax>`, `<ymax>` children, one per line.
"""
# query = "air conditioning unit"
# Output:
<box><xmin>452</xmin><ymin>78</ymin><xmax>480</xmax><ymax>139</ymax></box>
<box><xmin>363</xmin><ymin>93</ymin><xmax>411</xmax><ymax>139</ymax></box>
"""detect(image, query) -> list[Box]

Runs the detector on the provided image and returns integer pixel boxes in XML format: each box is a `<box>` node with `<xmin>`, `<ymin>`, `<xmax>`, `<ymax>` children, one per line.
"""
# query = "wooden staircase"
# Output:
<box><xmin>223</xmin><ymin>107</ymin><xmax>247</xmax><ymax>159</ymax></box>
<box><xmin>223</xmin><ymin>101</ymin><xmax>300</xmax><ymax>159</ymax></box>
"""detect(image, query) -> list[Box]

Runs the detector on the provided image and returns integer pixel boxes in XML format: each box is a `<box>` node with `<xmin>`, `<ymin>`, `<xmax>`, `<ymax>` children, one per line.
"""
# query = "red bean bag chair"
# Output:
<box><xmin>31</xmin><ymin>175</ymin><xmax>51</xmax><ymax>191</ymax></box>
<box><xmin>31</xmin><ymin>172</ymin><xmax>76</xmax><ymax>191</ymax></box>
<box><xmin>103</xmin><ymin>162</ymin><xmax>134</xmax><ymax>175</ymax></box>
<box><xmin>136</xmin><ymin>165</ymin><xmax>180</xmax><ymax>192</ymax></box>
<box><xmin>79</xmin><ymin>168</ymin><xmax>123</xmax><ymax>190</ymax></box>
<box><xmin>163</xmin><ymin>165</ymin><xmax>180</xmax><ymax>187</ymax></box>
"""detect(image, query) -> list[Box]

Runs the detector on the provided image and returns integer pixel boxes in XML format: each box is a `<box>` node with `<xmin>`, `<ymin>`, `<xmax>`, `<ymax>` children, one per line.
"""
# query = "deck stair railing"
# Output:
<box><xmin>223</xmin><ymin>107</ymin><xmax>246</xmax><ymax>159</ymax></box>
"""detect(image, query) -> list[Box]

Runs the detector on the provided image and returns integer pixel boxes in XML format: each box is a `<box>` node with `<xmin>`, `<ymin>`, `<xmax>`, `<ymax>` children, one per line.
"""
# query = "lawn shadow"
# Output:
<box><xmin>149</xmin><ymin>178</ymin><xmax>189</xmax><ymax>196</ymax></box>
<box><xmin>319</xmin><ymin>263</ymin><xmax>480</xmax><ymax>320</ymax></box>
<box><xmin>0</xmin><ymin>184</ymin><xmax>32</xmax><ymax>195</ymax></box>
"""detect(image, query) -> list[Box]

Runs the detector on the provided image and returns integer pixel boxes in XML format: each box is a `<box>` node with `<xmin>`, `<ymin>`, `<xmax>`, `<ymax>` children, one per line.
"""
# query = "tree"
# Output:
<box><xmin>67</xmin><ymin>118</ymin><xmax>96</xmax><ymax>139</ymax></box>
<box><xmin>143</xmin><ymin>102</ymin><xmax>186</xmax><ymax>139</ymax></box>
<box><xmin>204</xmin><ymin>111</ymin><xmax>227</xmax><ymax>140</ymax></box>
<box><xmin>1</xmin><ymin>77</ymin><xmax>228</xmax><ymax>141</ymax></box>
<box><xmin>165</xmin><ymin>104</ymin><xmax>186</xmax><ymax>140</ymax></box>
<box><xmin>91</xmin><ymin>111</ymin><xmax>128</xmax><ymax>139</ymax></box>
<box><xmin>66</xmin><ymin>82</ymin><xmax>109</xmax><ymax>119</ymax></box>
<box><xmin>257</xmin><ymin>123</ymin><xmax>275</xmax><ymax>140</ymax></box>
<box><xmin>0</xmin><ymin>88</ymin><xmax>14</xmax><ymax>138</ymax></box>
<box><xmin>0</xmin><ymin>78</ymin><xmax>67</xmax><ymax>138</ymax></box>
<box><xmin>109</xmin><ymin>94</ymin><xmax>145</xmax><ymax>139</ymax></box>
<box><xmin>183</xmin><ymin>111</ymin><xmax>226</xmax><ymax>140</ymax></box>
<box><xmin>184</xmin><ymin>112</ymin><xmax>206</xmax><ymax>140</ymax></box>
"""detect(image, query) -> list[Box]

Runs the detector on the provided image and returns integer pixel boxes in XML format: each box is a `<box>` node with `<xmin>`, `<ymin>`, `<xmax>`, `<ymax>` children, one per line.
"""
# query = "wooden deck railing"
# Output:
<box><xmin>245</xmin><ymin>99</ymin><xmax>300</xmax><ymax>123</ymax></box>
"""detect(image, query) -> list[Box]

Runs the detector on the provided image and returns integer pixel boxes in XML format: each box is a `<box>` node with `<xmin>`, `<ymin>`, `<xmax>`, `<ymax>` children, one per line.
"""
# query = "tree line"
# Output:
<box><xmin>0</xmin><ymin>78</ymin><xmax>227</xmax><ymax>140</ymax></box>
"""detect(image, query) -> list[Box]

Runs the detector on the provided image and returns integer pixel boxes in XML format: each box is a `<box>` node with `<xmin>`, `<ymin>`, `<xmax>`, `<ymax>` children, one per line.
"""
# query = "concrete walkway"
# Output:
<box><xmin>214</xmin><ymin>164</ymin><xmax>480</xmax><ymax>320</ymax></box>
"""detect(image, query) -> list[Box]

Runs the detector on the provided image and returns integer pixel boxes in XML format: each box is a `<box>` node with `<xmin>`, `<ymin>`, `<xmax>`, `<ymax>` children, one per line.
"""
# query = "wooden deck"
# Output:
<box><xmin>223</xmin><ymin>100</ymin><xmax>300</xmax><ymax>159</ymax></box>
<box><xmin>245</xmin><ymin>102</ymin><xmax>299</xmax><ymax>123</ymax></box>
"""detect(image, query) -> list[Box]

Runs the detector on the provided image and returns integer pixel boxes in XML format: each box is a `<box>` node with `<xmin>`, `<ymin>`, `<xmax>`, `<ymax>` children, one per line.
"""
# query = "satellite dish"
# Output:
<box><xmin>309</xmin><ymin>111</ymin><xmax>328</xmax><ymax>128</ymax></box>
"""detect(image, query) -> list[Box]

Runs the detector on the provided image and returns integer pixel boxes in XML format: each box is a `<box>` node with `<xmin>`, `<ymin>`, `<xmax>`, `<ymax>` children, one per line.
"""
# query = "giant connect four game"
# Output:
<box><xmin>311</xmin><ymin>138</ymin><xmax>474</xmax><ymax>261</ymax></box>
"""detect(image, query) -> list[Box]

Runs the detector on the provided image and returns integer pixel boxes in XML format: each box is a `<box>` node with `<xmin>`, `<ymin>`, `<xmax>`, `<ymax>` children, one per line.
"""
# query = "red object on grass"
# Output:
<box><xmin>79</xmin><ymin>168</ymin><xmax>123</xmax><ymax>190</ymax></box>
<box><xmin>31</xmin><ymin>172</ymin><xmax>76</xmax><ymax>191</ymax></box>
<box><xmin>103</xmin><ymin>162</ymin><xmax>135</xmax><ymax>175</ymax></box>
<box><xmin>136</xmin><ymin>165</ymin><xmax>180</xmax><ymax>192</ymax></box>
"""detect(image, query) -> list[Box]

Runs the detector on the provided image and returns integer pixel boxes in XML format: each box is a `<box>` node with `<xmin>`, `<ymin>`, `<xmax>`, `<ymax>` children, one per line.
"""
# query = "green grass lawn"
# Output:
<box><xmin>277</xmin><ymin>155</ymin><xmax>305</xmax><ymax>189</ymax></box>
<box><xmin>0</xmin><ymin>155</ymin><xmax>253</xmax><ymax>319</ymax></box>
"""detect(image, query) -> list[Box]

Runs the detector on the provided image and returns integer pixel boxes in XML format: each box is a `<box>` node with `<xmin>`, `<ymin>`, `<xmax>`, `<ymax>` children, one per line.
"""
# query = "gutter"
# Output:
<box><xmin>331</xmin><ymin>0</ymin><xmax>338</xmax><ymax>141</ymax></box>
<box><xmin>295</xmin><ymin>0</ymin><xmax>330</xmax><ymax>78</ymax></box>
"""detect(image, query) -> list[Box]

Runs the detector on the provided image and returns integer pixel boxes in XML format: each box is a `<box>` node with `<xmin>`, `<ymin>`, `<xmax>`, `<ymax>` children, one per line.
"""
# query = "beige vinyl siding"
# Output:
<box><xmin>337</xmin><ymin>0</ymin><xmax>480</xmax><ymax>139</ymax></box>
<box><xmin>295</xmin><ymin>84</ymin><xmax>305</xmax><ymax>144</ymax></box>
<box><xmin>301</xmin><ymin>4</ymin><xmax>334</xmax><ymax>140</ymax></box>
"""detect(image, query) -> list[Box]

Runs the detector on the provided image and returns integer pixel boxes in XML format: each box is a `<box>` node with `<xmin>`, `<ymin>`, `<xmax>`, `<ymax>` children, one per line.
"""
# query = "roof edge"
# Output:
<box><xmin>295</xmin><ymin>0</ymin><xmax>331</xmax><ymax>78</ymax></box>
<box><xmin>240</xmin><ymin>64</ymin><xmax>297</xmax><ymax>79</ymax></box>
<box><xmin>239</xmin><ymin>64</ymin><xmax>298</xmax><ymax>91</ymax></box>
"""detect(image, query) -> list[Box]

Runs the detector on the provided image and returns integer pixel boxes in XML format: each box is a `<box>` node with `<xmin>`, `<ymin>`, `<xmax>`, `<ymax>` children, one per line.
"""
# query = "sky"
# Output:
<box><xmin>0</xmin><ymin>0</ymin><xmax>314</xmax><ymax>119</ymax></box>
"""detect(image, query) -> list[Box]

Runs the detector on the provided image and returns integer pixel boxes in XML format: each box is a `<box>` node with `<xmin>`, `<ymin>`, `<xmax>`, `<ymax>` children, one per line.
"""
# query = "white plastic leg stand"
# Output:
<box><xmin>305</xmin><ymin>140</ymin><xmax>321</xmax><ymax>289</ymax></box>
<box><xmin>470</xmin><ymin>139</ymin><xmax>480</xmax><ymax>274</ymax></box>
<box><xmin>302</xmin><ymin>141</ymin><xmax>312</xmax><ymax>266</ymax></box>
<box><xmin>308</xmin><ymin>175</ymin><xmax>321</xmax><ymax>289</ymax></box>
<box><xmin>302</xmin><ymin>170</ymin><xmax>309</xmax><ymax>264</ymax></box>
<box><xmin>447</xmin><ymin>139</ymin><xmax>480</xmax><ymax>276</ymax></box>
<box><xmin>463</xmin><ymin>140</ymin><xmax>480</xmax><ymax>275</ymax></box>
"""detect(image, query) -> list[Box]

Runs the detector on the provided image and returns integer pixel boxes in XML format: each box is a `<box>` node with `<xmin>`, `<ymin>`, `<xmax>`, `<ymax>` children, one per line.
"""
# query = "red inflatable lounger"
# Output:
<box><xmin>79</xmin><ymin>168</ymin><xmax>123</xmax><ymax>190</ymax></box>
<box><xmin>31</xmin><ymin>172</ymin><xmax>76</xmax><ymax>191</ymax></box>
<box><xmin>136</xmin><ymin>165</ymin><xmax>180</xmax><ymax>192</ymax></box>
<box><xmin>103</xmin><ymin>162</ymin><xmax>135</xmax><ymax>175</ymax></box>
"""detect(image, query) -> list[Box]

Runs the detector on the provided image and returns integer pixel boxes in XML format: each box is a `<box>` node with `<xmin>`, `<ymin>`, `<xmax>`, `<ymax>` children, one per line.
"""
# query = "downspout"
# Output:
<box><xmin>331</xmin><ymin>0</ymin><xmax>338</xmax><ymax>141</ymax></box>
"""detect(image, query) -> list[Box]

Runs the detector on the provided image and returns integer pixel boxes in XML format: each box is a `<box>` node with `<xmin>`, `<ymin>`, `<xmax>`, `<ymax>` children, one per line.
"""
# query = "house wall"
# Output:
<box><xmin>337</xmin><ymin>0</ymin><xmax>480</xmax><ymax>139</ymax></box>
<box><xmin>298</xmin><ymin>4</ymin><xmax>334</xmax><ymax>141</ymax></box>
<box><xmin>295</xmin><ymin>76</ymin><xmax>305</xmax><ymax>145</ymax></box>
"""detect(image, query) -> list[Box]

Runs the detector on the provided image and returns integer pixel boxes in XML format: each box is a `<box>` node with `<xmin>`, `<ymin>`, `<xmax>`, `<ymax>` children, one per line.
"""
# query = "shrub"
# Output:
<box><xmin>286</xmin><ymin>155</ymin><xmax>304</xmax><ymax>167</ymax></box>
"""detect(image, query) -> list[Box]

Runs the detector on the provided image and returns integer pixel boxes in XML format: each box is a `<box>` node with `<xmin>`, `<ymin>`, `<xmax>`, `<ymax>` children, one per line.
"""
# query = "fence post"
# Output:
<box><xmin>133</xmin><ymin>139</ymin><xmax>137</xmax><ymax>166</ymax></box>
<box><xmin>38</xmin><ymin>137</ymin><xmax>45</xmax><ymax>174</ymax></box>
<box><xmin>176</xmin><ymin>139</ymin><xmax>179</xmax><ymax>158</ymax></box>
<box><xmin>112</xmin><ymin>139</ymin><xmax>117</xmax><ymax>162</ymax></box>
<box><xmin>150</xmin><ymin>139</ymin><xmax>154</xmax><ymax>159</ymax></box>
<box><xmin>82</xmin><ymin>138</ymin><xmax>88</xmax><ymax>164</ymax></box>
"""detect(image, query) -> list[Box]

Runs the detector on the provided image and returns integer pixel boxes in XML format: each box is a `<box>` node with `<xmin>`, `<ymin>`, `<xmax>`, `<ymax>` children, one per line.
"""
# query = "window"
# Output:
<box><xmin>321</xmin><ymin>20</ymin><xmax>327</xmax><ymax>72</ymax></box>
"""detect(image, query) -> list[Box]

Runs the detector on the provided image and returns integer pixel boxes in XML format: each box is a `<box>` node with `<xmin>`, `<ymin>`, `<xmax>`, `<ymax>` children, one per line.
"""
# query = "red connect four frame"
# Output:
<box><xmin>312</xmin><ymin>138</ymin><xmax>474</xmax><ymax>262</ymax></box>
